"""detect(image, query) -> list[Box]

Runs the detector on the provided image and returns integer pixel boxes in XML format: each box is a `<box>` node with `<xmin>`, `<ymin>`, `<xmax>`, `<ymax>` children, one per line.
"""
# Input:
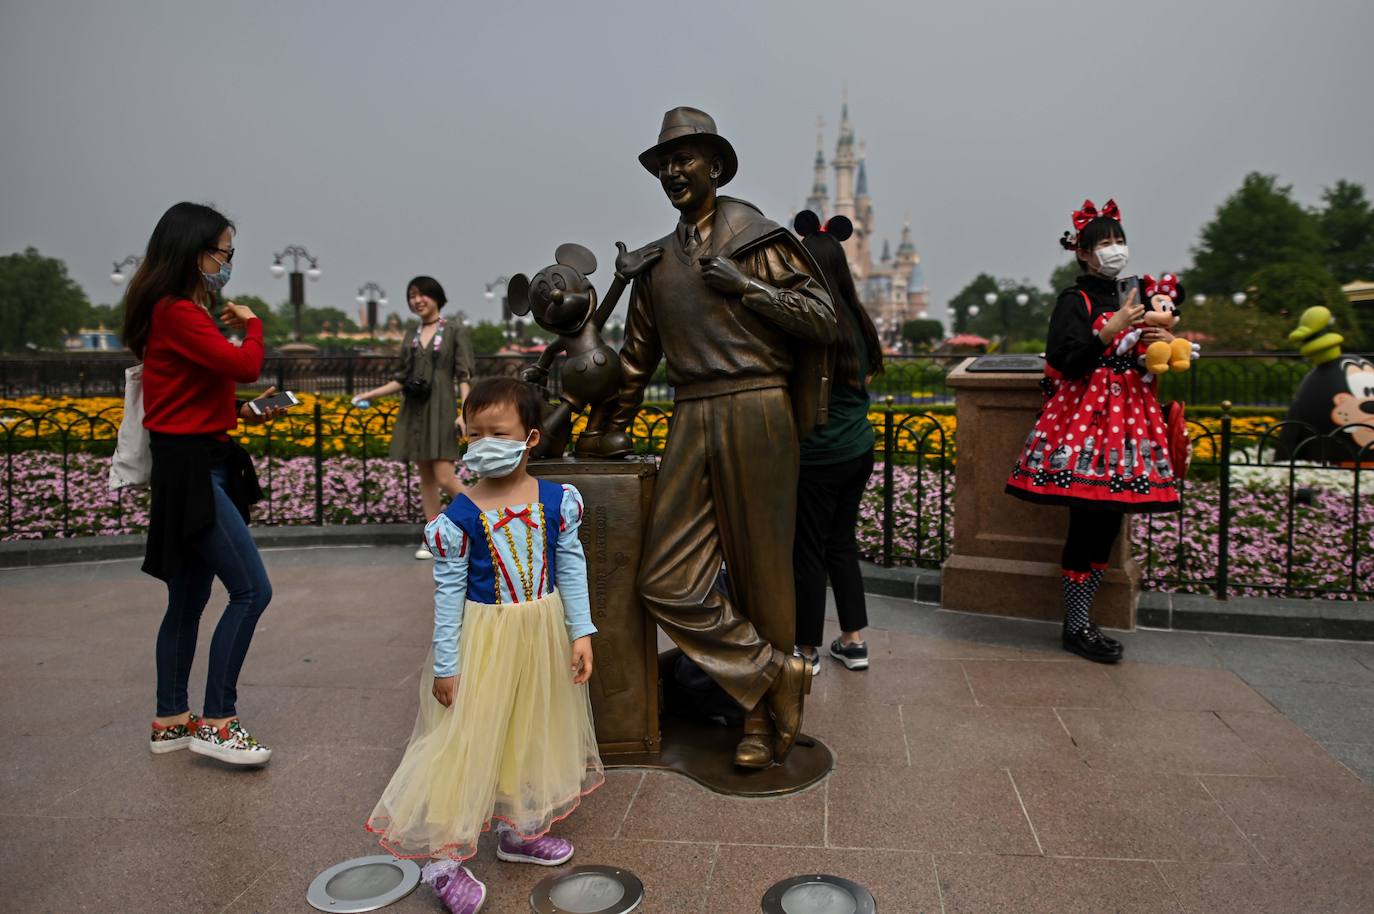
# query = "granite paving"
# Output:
<box><xmin>2</xmin><ymin>545</ymin><xmax>1372</xmax><ymax>912</ymax></box>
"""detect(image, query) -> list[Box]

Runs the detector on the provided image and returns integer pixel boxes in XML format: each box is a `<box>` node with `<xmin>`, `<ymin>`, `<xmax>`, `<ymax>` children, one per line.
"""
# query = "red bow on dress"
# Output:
<box><xmin>1143</xmin><ymin>273</ymin><xmax>1179</xmax><ymax>301</ymax></box>
<box><xmin>1071</xmin><ymin>198</ymin><xmax>1121</xmax><ymax>231</ymax></box>
<box><xmin>492</xmin><ymin>506</ymin><xmax>538</xmax><ymax>531</ymax></box>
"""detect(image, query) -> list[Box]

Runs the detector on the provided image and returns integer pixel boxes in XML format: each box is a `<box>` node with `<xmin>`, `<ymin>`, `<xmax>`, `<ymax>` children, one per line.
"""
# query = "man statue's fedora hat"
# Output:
<box><xmin>638</xmin><ymin>106</ymin><xmax>738</xmax><ymax>187</ymax></box>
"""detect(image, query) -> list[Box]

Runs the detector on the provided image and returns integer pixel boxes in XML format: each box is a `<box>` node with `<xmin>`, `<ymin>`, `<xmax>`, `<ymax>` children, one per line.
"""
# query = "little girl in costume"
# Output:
<box><xmin>367</xmin><ymin>377</ymin><xmax>602</xmax><ymax>914</ymax></box>
<box><xmin>1005</xmin><ymin>200</ymin><xmax>1181</xmax><ymax>663</ymax></box>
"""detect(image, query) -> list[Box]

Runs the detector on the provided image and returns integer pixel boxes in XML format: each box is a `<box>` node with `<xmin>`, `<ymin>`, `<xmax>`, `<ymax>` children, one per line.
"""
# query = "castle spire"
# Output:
<box><xmin>805</xmin><ymin>114</ymin><xmax>828</xmax><ymax>215</ymax></box>
<box><xmin>897</xmin><ymin>216</ymin><xmax>915</xmax><ymax>256</ymax></box>
<box><xmin>855</xmin><ymin>140</ymin><xmax>869</xmax><ymax>199</ymax></box>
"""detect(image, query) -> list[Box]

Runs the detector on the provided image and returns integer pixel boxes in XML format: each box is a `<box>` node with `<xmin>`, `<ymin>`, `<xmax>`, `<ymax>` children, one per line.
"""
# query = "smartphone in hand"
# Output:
<box><xmin>249</xmin><ymin>390</ymin><xmax>300</xmax><ymax>415</ymax></box>
<box><xmin>1116</xmin><ymin>275</ymin><xmax>1142</xmax><ymax>309</ymax></box>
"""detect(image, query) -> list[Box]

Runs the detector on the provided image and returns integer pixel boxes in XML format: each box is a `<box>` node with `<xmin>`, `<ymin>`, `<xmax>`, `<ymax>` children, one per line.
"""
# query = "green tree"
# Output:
<box><xmin>0</xmin><ymin>248</ymin><xmax>90</xmax><ymax>351</ymax></box>
<box><xmin>468</xmin><ymin>321</ymin><xmax>507</xmax><ymax>355</ymax></box>
<box><xmin>1189</xmin><ymin>172</ymin><xmax>1324</xmax><ymax>295</ymax></box>
<box><xmin>1316</xmin><ymin>179</ymin><xmax>1374</xmax><ymax>283</ymax></box>
<box><xmin>1049</xmin><ymin>261</ymin><xmax>1080</xmax><ymax>295</ymax></box>
<box><xmin>1245</xmin><ymin>261</ymin><xmax>1356</xmax><ymax>332</ymax></box>
<box><xmin>1180</xmin><ymin>297</ymin><xmax>1291</xmax><ymax>351</ymax></box>
<box><xmin>946</xmin><ymin>273</ymin><xmax>999</xmax><ymax>334</ymax></box>
<box><xmin>84</xmin><ymin>302</ymin><xmax>124</xmax><ymax>330</ymax></box>
<box><xmin>901</xmin><ymin>318</ymin><xmax>945</xmax><ymax>350</ymax></box>
<box><xmin>963</xmin><ymin>282</ymin><xmax>1053</xmax><ymax>345</ymax></box>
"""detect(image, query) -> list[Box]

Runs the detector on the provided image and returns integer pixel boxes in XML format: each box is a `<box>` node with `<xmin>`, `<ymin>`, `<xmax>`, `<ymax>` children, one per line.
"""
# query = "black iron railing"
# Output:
<box><xmin>2</xmin><ymin>400</ymin><xmax>1369</xmax><ymax>600</ymax></box>
<box><xmin>4</xmin><ymin>351</ymin><xmax>1368</xmax><ymax>407</ymax></box>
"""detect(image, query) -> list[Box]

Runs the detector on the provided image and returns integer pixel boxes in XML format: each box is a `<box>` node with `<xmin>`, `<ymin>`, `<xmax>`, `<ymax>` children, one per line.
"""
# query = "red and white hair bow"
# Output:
<box><xmin>1071</xmin><ymin>198</ymin><xmax>1121</xmax><ymax>231</ymax></box>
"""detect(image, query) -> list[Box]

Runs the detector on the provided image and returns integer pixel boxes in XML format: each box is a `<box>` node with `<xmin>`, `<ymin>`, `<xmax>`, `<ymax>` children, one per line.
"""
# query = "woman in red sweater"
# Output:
<box><xmin>123</xmin><ymin>201</ymin><xmax>282</xmax><ymax>766</ymax></box>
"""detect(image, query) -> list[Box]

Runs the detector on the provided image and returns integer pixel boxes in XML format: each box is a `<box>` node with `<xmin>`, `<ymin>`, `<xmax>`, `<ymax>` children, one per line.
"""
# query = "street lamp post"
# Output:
<box><xmin>484</xmin><ymin>276</ymin><xmax>511</xmax><ymax>337</ymax></box>
<box><xmin>110</xmin><ymin>255</ymin><xmax>142</xmax><ymax>286</ymax></box>
<box><xmin>355</xmin><ymin>282</ymin><xmax>387</xmax><ymax>337</ymax></box>
<box><xmin>983</xmin><ymin>290</ymin><xmax>1030</xmax><ymax>346</ymax></box>
<box><xmin>270</xmin><ymin>245</ymin><xmax>321</xmax><ymax>341</ymax></box>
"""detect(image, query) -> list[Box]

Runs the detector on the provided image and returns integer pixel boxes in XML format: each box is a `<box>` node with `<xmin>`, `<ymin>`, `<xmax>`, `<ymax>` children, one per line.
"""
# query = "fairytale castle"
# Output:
<box><xmin>802</xmin><ymin>95</ymin><xmax>930</xmax><ymax>344</ymax></box>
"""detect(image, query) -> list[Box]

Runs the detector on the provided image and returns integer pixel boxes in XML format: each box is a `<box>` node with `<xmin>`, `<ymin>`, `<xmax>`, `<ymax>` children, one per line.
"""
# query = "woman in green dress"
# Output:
<box><xmin>353</xmin><ymin>276</ymin><xmax>475</xmax><ymax>557</ymax></box>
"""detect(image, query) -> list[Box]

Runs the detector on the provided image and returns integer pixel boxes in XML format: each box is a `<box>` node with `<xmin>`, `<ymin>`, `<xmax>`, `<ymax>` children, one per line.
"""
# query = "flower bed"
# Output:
<box><xmin>7</xmin><ymin>451</ymin><xmax>1367</xmax><ymax>600</ymax></box>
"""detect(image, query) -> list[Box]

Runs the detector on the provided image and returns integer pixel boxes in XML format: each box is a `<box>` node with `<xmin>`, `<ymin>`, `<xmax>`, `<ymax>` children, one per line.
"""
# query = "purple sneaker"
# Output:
<box><xmin>421</xmin><ymin>859</ymin><xmax>486</xmax><ymax>914</ymax></box>
<box><xmin>496</xmin><ymin>831</ymin><xmax>574</xmax><ymax>866</ymax></box>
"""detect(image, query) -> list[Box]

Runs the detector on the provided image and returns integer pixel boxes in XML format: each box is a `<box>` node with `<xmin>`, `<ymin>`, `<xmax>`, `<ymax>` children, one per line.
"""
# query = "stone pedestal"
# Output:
<box><xmin>941</xmin><ymin>358</ymin><xmax>1140</xmax><ymax>630</ymax></box>
<box><xmin>530</xmin><ymin>457</ymin><xmax>661</xmax><ymax>756</ymax></box>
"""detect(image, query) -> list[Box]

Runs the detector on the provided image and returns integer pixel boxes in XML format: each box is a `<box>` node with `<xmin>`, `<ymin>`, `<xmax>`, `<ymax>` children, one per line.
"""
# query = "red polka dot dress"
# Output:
<box><xmin>1005</xmin><ymin>276</ymin><xmax>1181</xmax><ymax>513</ymax></box>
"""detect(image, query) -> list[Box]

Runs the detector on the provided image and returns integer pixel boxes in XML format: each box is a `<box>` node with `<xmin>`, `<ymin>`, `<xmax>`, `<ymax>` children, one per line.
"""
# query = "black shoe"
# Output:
<box><xmin>1086</xmin><ymin>621</ymin><xmax>1123</xmax><ymax>653</ymax></box>
<box><xmin>1062</xmin><ymin>626</ymin><xmax>1123</xmax><ymax>664</ymax></box>
<box><xmin>829</xmin><ymin>637</ymin><xmax>870</xmax><ymax>671</ymax></box>
<box><xmin>794</xmin><ymin>647</ymin><xmax>822</xmax><ymax>678</ymax></box>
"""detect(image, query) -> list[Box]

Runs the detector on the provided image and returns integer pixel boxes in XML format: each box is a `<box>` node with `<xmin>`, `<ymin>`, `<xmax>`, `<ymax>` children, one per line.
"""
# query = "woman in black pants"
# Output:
<box><xmin>791</xmin><ymin>212</ymin><xmax>884</xmax><ymax>674</ymax></box>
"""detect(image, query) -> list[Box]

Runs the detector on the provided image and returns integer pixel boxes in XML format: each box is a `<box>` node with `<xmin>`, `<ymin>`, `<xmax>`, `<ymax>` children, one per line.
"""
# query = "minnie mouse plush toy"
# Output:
<box><xmin>1116</xmin><ymin>273</ymin><xmax>1198</xmax><ymax>375</ymax></box>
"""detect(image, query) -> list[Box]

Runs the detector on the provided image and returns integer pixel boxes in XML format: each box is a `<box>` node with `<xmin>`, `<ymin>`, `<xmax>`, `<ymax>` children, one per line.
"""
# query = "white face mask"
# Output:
<box><xmin>461</xmin><ymin>433</ymin><xmax>532</xmax><ymax>478</ymax></box>
<box><xmin>1093</xmin><ymin>244</ymin><xmax>1129</xmax><ymax>278</ymax></box>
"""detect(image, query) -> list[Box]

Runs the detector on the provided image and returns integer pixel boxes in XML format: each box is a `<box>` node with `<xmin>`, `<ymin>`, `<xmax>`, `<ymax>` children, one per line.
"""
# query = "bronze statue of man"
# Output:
<box><xmin>609</xmin><ymin>107</ymin><xmax>838</xmax><ymax>769</ymax></box>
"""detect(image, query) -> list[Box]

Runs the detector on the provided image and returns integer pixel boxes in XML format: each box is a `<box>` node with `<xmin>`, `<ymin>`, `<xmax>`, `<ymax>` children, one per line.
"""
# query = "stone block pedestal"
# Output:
<box><xmin>941</xmin><ymin>358</ymin><xmax>1140</xmax><ymax>630</ymax></box>
<box><xmin>530</xmin><ymin>457</ymin><xmax>661</xmax><ymax>756</ymax></box>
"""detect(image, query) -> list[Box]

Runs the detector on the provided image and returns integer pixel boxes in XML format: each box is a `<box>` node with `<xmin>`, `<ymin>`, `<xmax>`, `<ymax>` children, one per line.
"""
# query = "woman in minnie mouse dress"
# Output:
<box><xmin>1005</xmin><ymin>200</ymin><xmax>1180</xmax><ymax>663</ymax></box>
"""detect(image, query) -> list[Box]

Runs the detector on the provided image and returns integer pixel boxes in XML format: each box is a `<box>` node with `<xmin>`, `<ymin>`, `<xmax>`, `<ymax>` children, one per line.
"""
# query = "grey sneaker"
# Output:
<box><xmin>829</xmin><ymin>637</ymin><xmax>870</xmax><ymax>671</ymax></box>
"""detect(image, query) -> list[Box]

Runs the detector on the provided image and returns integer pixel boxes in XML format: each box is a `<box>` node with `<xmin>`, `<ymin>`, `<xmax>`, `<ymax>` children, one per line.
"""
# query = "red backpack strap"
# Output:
<box><xmin>1078</xmin><ymin>289</ymin><xmax>1093</xmax><ymax>316</ymax></box>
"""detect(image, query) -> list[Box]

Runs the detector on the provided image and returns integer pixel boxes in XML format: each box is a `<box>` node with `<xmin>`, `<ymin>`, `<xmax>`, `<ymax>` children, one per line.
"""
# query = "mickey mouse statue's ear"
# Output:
<box><xmin>506</xmin><ymin>274</ymin><xmax>533</xmax><ymax>316</ymax></box>
<box><xmin>793</xmin><ymin>210</ymin><xmax>822</xmax><ymax>237</ymax></box>
<box><xmin>554</xmin><ymin>243</ymin><xmax>597</xmax><ymax>276</ymax></box>
<box><xmin>823</xmin><ymin>215</ymin><xmax>854</xmax><ymax>241</ymax></box>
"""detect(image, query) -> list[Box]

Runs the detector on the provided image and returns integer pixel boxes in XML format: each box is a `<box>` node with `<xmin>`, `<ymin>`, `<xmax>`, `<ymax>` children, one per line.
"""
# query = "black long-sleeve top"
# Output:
<box><xmin>1045</xmin><ymin>273</ymin><xmax>1118</xmax><ymax>381</ymax></box>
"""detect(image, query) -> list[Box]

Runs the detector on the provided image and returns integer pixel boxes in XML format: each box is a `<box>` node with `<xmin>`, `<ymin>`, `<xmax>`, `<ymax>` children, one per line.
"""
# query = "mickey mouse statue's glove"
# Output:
<box><xmin>520</xmin><ymin>364</ymin><xmax>549</xmax><ymax>385</ymax></box>
<box><xmin>614</xmin><ymin>241</ymin><xmax>663</xmax><ymax>281</ymax></box>
<box><xmin>1190</xmin><ymin>342</ymin><xmax>1202</xmax><ymax>361</ymax></box>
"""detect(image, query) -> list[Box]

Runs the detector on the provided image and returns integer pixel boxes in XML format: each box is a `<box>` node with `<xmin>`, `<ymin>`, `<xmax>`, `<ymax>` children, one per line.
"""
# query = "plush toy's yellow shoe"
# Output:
<box><xmin>1145</xmin><ymin>341</ymin><xmax>1172</xmax><ymax>375</ymax></box>
<box><xmin>1169</xmin><ymin>338</ymin><xmax>1193</xmax><ymax>372</ymax></box>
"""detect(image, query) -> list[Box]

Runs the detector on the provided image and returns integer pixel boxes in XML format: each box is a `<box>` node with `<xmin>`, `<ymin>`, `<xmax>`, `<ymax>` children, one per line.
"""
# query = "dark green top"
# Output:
<box><xmin>800</xmin><ymin>304</ymin><xmax>877</xmax><ymax>466</ymax></box>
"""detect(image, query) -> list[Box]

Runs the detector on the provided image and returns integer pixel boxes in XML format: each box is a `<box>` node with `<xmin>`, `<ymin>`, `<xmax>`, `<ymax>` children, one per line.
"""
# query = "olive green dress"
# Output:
<box><xmin>389</xmin><ymin>320</ymin><xmax>475</xmax><ymax>462</ymax></box>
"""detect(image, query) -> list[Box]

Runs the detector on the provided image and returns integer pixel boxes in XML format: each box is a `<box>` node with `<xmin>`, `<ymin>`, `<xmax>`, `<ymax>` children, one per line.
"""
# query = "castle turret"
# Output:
<box><xmin>831</xmin><ymin>91</ymin><xmax>858</xmax><ymax>223</ymax></box>
<box><xmin>804</xmin><ymin>116</ymin><xmax>828</xmax><ymax>216</ymax></box>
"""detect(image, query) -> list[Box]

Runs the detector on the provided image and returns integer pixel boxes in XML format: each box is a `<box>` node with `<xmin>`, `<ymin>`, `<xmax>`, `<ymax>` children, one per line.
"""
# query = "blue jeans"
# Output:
<box><xmin>155</xmin><ymin>463</ymin><xmax>273</xmax><ymax>718</ymax></box>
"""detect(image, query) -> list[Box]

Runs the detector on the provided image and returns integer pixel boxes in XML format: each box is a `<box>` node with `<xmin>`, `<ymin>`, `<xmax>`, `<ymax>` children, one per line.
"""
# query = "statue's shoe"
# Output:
<box><xmin>733</xmin><ymin>733</ymin><xmax>773</xmax><ymax>769</ymax></box>
<box><xmin>734</xmin><ymin>705</ymin><xmax>775</xmax><ymax>770</ymax></box>
<box><xmin>574</xmin><ymin>429</ymin><xmax>634</xmax><ymax>459</ymax></box>
<box><xmin>765</xmin><ymin>653</ymin><xmax>811</xmax><ymax>763</ymax></box>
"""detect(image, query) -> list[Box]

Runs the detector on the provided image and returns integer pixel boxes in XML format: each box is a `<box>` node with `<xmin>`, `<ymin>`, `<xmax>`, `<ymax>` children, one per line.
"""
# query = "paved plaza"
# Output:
<box><xmin>3</xmin><ymin>545</ymin><xmax>1373</xmax><ymax>913</ymax></box>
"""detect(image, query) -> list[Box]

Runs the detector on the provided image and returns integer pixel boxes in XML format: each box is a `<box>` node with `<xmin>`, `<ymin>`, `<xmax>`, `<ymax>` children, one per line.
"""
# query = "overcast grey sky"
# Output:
<box><xmin>3</xmin><ymin>0</ymin><xmax>1372</xmax><ymax>328</ymax></box>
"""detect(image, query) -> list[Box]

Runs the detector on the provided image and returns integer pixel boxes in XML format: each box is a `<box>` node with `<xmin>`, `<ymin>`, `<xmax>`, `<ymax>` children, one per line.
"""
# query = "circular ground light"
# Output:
<box><xmin>530</xmin><ymin>865</ymin><xmax>645</xmax><ymax>914</ymax></box>
<box><xmin>306</xmin><ymin>855</ymin><xmax>422</xmax><ymax>913</ymax></box>
<box><xmin>761</xmin><ymin>874</ymin><xmax>877</xmax><ymax>914</ymax></box>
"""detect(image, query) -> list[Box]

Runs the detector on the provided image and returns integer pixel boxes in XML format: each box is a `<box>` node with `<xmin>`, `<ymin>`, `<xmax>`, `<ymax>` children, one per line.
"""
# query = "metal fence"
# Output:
<box><xmin>2</xmin><ymin>399</ymin><xmax>1369</xmax><ymax>601</ymax></box>
<box><xmin>4</xmin><ymin>351</ymin><xmax>1368</xmax><ymax>407</ymax></box>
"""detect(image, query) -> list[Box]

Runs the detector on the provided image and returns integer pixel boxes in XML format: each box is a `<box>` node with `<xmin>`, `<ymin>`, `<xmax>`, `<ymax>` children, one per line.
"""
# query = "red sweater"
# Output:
<box><xmin>142</xmin><ymin>297</ymin><xmax>265</xmax><ymax>436</ymax></box>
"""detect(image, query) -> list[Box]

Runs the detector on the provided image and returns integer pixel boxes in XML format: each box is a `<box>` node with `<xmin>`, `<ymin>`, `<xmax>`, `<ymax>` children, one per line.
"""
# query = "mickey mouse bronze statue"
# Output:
<box><xmin>509</xmin><ymin>241</ymin><xmax>662</xmax><ymax>459</ymax></box>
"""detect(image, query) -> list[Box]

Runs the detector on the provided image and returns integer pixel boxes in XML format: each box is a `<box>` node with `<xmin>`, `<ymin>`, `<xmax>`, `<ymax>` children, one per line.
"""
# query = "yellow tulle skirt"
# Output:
<box><xmin>367</xmin><ymin>590</ymin><xmax>604</xmax><ymax>860</ymax></box>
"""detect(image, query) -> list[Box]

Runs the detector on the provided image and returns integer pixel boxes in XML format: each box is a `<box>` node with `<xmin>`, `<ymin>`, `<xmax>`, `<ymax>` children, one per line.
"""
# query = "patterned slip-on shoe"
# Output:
<box><xmin>829</xmin><ymin>637</ymin><xmax>870</xmax><ymax>671</ymax></box>
<box><xmin>189</xmin><ymin>718</ymin><xmax>272</xmax><ymax>766</ymax></box>
<box><xmin>149</xmin><ymin>714</ymin><xmax>201</xmax><ymax>754</ymax></box>
<box><xmin>422</xmin><ymin>860</ymin><xmax>486</xmax><ymax>914</ymax></box>
<box><xmin>496</xmin><ymin>831</ymin><xmax>574</xmax><ymax>867</ymax></box>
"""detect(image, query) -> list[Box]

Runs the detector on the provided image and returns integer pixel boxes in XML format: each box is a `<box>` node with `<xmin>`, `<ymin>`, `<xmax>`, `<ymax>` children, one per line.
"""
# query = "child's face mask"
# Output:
<box><xmin>462</xmin><ymin>433</ymin><xmax>533</xmax><ymax>478</ymax></box>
